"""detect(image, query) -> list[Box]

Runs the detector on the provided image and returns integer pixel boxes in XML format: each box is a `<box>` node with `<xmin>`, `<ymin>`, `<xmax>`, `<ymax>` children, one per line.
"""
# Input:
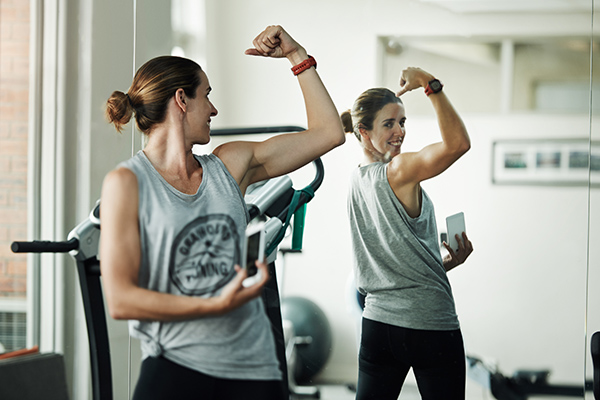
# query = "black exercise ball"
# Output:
<box><xmin>281</xmin><ymin>296</ymin><xmax>333</xmax><ymax>384</ymax></box>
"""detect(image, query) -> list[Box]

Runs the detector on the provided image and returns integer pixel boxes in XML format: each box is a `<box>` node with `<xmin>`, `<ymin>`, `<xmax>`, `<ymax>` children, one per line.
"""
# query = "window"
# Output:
<box><xmin>0</xmin><ymin>0</ymin><xmax>30</xmax><ymax>353</ymax></box>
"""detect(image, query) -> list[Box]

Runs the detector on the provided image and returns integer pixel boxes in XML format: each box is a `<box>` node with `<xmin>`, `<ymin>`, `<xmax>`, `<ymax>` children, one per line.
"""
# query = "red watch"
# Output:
<box><xmin>424</xmin><ymin>79</ymin><xmax>443</xmax><ymax>96</ymax></box>
<box><xmin>291</xmin><ymin>56</ymin><xmax>317</xmax><ymax>76</ymax></box>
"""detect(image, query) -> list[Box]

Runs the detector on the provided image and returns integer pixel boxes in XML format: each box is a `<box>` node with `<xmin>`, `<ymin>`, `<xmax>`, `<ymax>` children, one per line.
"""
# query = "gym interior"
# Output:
<box><xmin>1</xmin><ymin>0</ymin><xmax>600</xmax><ymax>399</ymax></box>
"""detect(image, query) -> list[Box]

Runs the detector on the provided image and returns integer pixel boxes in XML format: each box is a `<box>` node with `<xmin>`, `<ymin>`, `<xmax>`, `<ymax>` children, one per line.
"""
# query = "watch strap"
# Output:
<box><xmin>291</xmin><ymin>56</ymin><xmax>317</xmax><ymax>76</ymax></box>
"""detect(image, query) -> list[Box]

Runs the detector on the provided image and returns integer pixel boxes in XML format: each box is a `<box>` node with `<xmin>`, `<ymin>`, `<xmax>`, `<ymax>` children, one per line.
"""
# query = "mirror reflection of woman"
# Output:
<box><xmin>101</xmin><ymin>25</ymin><xmax>344</xmax><ymax>400</ymax></box>
<box><xmin>342</xmin><ymin>67</ymin><xmax>473</xmax><ymax>400</ymax></box>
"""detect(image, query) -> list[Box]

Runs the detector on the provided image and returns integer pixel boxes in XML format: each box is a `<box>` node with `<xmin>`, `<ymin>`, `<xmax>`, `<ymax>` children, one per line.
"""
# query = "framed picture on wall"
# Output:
<box><xmin>492</xmin><ymin>139</ymin><xmax>600</xmax><ymax>186</ymax></box>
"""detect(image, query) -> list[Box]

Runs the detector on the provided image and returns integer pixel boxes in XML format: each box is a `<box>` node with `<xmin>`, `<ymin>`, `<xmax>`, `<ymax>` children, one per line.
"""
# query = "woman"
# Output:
<box><xmin>342</xmin><ymin>67</ymin><xmax>473</xmax><ymax>400</ymax></box>
<box><xmin>101</xmin><ymin>25</ymin><xmax>344</xmax><ymax>400</ymax></box>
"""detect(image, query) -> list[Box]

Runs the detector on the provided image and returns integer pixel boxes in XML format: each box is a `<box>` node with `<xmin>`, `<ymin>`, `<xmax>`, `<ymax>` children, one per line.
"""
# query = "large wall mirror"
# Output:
<box><xmin>96</xmin><ymin>0</ymin><xmax>600</xmax><ymax>399</ymax></box>
<box><xmin>40</xmin><ymin>0</ymin><xmax>599</xmax><ymax>399</ymax></box>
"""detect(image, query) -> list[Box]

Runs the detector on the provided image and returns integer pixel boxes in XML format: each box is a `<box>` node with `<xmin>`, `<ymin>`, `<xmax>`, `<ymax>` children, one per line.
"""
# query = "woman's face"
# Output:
<box><xmin>363</xmin><ymin>102</ymin><xmax>406</xmax><ymax>160</ymax></box>
<box><xmin>186</xmin><ymin>70</ymin><xmax>218</xmax><ymax>145</ymax></box>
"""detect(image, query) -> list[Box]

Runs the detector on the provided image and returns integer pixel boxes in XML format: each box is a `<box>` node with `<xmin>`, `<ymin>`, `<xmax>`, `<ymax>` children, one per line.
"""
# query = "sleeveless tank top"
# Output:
<box><xmin>118</xmin><ymin>150</ymin><xmax>281</xmax><ymax>380</ymax></box>
<box><xmin>347</xmin><ymin>162</ymin><xmax>459</xmax><ymax>331</ymax></box>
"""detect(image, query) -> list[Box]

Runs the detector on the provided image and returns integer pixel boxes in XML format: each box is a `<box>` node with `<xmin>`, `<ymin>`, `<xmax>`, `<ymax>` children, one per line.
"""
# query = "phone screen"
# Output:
<box><xmin>245</xmin><ymin>230</ymin><xmax>261</xmax><ymax>277</ymax></box>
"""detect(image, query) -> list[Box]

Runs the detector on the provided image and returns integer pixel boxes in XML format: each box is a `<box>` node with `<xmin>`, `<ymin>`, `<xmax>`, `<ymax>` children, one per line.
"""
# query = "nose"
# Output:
<box><xmin>211</xmin><ymin>102</ymin><xmax>218</xmax><ymax>117</ymax></box>
<box><xmin>393</xmin><ymin>123</ymin><xmax>404</xmax><ymax>135</ymax></box>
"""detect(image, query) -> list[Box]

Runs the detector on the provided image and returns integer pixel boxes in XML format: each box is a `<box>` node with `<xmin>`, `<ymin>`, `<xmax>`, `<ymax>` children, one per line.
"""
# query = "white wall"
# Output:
<box><xmin>56</xmin><ymin>0</ymin><xmax>600</xmax><ymax>397</ymax></box>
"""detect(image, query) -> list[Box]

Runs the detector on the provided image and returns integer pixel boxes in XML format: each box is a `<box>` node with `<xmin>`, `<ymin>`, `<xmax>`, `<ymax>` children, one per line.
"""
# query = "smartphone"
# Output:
<box><xmin>243</xmin><ymin>222</ymin><xmax>265</xmax><ymax>277</ymax></box>
<box><xmin>445</xmin><ymin>212</ymin><xmax>466</xmax><ymax>253</ymax></box>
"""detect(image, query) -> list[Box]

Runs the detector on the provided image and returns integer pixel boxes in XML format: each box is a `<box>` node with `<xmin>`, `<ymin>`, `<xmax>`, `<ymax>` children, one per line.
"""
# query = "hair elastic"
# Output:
<box><xmin>125</xmin><ymin>93</ymin><xmax>134</xmax><ymax>107</ymax></box>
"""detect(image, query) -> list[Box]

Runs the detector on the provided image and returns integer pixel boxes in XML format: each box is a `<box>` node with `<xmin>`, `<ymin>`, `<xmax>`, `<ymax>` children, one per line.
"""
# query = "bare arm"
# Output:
<box><xmin>214</xmin><ymin>25</ymin><xmax>345</xmax><ymax>193</ymax></box>
<box><xmin>389</xmin><ymin>68</ymin><xmax>471</xmax><ymax>188</ymax></box>
<box><xmin>99</xmin><ymin>168</ymin><xmax>269</xmax><ymax>321</ymax></box>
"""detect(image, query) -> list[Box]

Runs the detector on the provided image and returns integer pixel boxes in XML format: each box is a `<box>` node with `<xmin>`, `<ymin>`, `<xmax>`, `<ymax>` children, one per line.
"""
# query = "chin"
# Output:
<box><xmin>200</xmin><ymin>130</ymin><xmax>211</xmax><ymax>143</ymax></box>
<box><xmin>193</xmin><ymin>136</ymin><xmax>211</xmax><ymax>146</ymax></box>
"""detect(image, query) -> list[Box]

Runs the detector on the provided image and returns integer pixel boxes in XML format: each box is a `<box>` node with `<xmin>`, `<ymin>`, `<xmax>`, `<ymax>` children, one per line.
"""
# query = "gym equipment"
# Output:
<box><xmin>281</xmin><ymin>296</ymin><xmax>332</xmax><ymax>385</ymax></box>
<box><xmin>235</xmin><ymin>127</ymin><xmax>325</xmax><ymax>400</ymax></box>
<box><xmin>11</xmin><ymin>204</ymin><xmax>108</xmax><ymax>400</ymax></box>
<box><xmin>11</xmin><ymin>126</ymin><xmax>325</xmax><ymax>400</ymax></box>
<box><xmin>276</xmin><ymin>246</ymin><xmax>329</xmax><ymax>399</ymax></box>
<box><xmin>467</xmin><ymin>355</ymin><xmax>593</xmax><ymax>399</ymax></box>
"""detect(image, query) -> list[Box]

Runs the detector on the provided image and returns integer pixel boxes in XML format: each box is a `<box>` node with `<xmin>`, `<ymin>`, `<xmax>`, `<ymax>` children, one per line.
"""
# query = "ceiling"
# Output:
<box><xmin>416</xmin><ymin>0</ymin><xmax>592</xmax><ymax>13</ymax></box>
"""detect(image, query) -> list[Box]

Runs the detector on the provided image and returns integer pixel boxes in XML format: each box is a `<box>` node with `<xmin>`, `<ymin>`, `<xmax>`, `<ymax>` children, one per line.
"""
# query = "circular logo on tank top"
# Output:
<box><xmin>169</xmin><ymin>214</ymin><xmax>240</xmax><ymax>295</ymax></box>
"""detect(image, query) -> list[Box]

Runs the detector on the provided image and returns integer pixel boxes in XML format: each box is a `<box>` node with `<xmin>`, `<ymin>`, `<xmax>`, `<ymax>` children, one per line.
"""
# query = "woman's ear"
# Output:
<box><xmin>358</xmin><ymin>124</ymin><xmax>369</xmax><ymax>140</ymax></box>
<box><xmin>358</xmin><ymin>125</ymin><xmax>375</xmax><ymax>149</ymax></box>
<box><xmin>174</xmin><ymin>88</ymin><xmax>186</xmax><ymax>112</ymax></box>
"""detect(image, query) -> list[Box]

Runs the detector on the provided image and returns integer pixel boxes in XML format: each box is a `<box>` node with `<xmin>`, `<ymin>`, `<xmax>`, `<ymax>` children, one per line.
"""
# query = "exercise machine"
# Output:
<box><xmin>11</xmin><ymin>126</ymin><xmax>324</xmax><ymax>400</ymax></box>
<box><xmin>281</xmin><ymin>295</ymin><xmax>333</xmax><ymax>399</ymax></box>
<box><xmin>467</xmin><ymin>354</ymin><xmax>594</xmax><ymax>399</ymax></box>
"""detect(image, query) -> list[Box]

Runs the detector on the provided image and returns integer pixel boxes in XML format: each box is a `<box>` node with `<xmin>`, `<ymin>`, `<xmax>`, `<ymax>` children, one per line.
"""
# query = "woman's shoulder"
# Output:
<box><xmin>104</xmin><ymin>166</ymin><xmax>138</xmax><ymax>188</ymax></box>
<box><xmin>386</xmin><ymin>152</ymin><xmax>424</xmax><ymax>190</ymax></box>
<box><xmin>101</xmin><ymin>167</ymin><xmax>139</xmax><ymax>205</ymax></box>
<box><xmin>211</xmin><ymin>142</ymin><xmax>255</xmax><ymax>184</ymax></box>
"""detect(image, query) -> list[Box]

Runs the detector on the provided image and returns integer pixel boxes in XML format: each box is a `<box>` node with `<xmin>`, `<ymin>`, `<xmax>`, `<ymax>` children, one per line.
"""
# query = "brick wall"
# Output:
<box><xmin>0</xmin><ymin>0</ymin><xmax>29</xmax><ymax>298</ymax></box>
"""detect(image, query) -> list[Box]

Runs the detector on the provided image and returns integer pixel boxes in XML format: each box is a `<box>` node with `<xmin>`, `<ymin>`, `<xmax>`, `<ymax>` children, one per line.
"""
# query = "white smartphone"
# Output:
<box><xmin>445</xmin><ymin>212</ymin><xmax>466</xmax><ymax>253</ymax></box>
<box><xmin>243</xmin><ymin>222</ymin><xmax>265</xmax><ymax>277</ymax></box>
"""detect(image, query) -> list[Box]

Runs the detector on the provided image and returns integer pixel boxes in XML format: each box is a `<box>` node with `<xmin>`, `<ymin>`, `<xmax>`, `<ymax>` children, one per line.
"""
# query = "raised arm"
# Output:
<box><xmin>389</xmin><ymin>67</ymin><xmax>470</xmax><ymax>187</ymax></box>
<box><xmin>99</xmin><ymin>168</ymin><xmax>268</xmax><ymax>321</ymax></box>
<box><xmin>214</xmin><ymin>25</ymin><xmax>345</xmax><ymax>192</ymax></box>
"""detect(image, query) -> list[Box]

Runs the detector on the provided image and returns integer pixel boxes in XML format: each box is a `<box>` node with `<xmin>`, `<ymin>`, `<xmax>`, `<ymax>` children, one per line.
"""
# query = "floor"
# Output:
<box><xmin>287</xmin><ymin>355</ymin><xmax>587</xmax><ymax>400</ymax></box>
<box><xmin>296</xmin><ymin>382</ymin><xmax>582</xmax><ymax>400</ymax></box>
<box><xmin>306</xmin><ymin>384</ymin><xmax>421</xmax><ymax>400</ymax></box>
<box><xmin>291</xmin><ymin>382</ymin><xmax>495</xmax><ymax>400</ymax></box>
<box><xmin>287</xmin><ymin>357</ymin><xmax>498</xmax><ymax>400</ymax></box>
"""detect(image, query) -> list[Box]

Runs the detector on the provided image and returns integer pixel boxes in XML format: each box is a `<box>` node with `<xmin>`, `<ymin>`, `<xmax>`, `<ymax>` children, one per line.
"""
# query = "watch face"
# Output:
<box><xmin>430</xmin><ymin>80</ymin><xmax>442</xmax><ymax>92</ymax></box>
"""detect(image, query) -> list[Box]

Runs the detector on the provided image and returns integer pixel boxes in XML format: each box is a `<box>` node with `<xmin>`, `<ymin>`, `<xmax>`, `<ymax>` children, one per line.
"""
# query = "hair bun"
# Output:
<box><xmin>340</xmin><ymin>110</ymin><xmax>354</xmax><ymax>134</ymax></box>
<box><xmin>105</xmin><ymin>91</ymin><xmax>134</xmax><ymax>133</ymax></box>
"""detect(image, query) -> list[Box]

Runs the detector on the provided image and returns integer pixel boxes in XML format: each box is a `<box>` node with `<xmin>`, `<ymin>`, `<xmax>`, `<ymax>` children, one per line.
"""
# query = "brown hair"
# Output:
<box><xmin>341</xmin><ymin>88</ymin><xmax>402</xmax><ymax>142</ymax></box>
<box><xmin>105</xmin><ymin>56</ymin><xmax>203</xmax><ymax>134</ymax></box>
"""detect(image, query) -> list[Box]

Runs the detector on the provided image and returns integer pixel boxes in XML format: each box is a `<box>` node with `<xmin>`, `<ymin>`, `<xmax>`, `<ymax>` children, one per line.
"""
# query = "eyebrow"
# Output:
<box><xmin>382</xmin><ymin>117</ymin><xmax>406</xmax><ymax>124</ymax></box>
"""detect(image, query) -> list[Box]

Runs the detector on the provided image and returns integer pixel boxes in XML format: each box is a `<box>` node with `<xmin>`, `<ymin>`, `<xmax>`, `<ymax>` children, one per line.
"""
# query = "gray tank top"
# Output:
<box><xmin>347</xmin><ymin>162</ymin><xmax>459</xmax><ymax>331</ymax></box>
<box><xmin>118</xmin><ymin>150</ymin><xmax>281</xmax><ymax>380</ymax></box>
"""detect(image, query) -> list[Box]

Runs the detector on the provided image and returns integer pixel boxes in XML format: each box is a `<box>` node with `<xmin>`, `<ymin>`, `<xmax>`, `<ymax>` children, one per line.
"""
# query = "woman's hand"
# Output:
<box><xmin>442</xmin><ymin>232</ymin><xmax>473</xmax><ymax>272</ymax></box>
<box><xmin>214</xmin><ymin>260</ymin><xmax>270</xmax><ymax>314</ymax></box>
<box><xmin>245</xmin><ymin>25</ymin><xmax>306</xmax><ymax>62</ymax></box>
<box><xmin>396</xmin><ymin>67</ymin><xmax>435</xmax><ymax>97</ymax></box>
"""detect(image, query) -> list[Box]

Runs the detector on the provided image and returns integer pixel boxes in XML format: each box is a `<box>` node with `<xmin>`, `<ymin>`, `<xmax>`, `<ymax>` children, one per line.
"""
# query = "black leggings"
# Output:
<box><xmin>356</xmin><ymin>318</ymin><xmax>465</xmax><ymax>400</ymax></box>
<box><xmin>132</xmin><ymin>356</ymin><xmax>286</xmax><ymax>400</ymax></box>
